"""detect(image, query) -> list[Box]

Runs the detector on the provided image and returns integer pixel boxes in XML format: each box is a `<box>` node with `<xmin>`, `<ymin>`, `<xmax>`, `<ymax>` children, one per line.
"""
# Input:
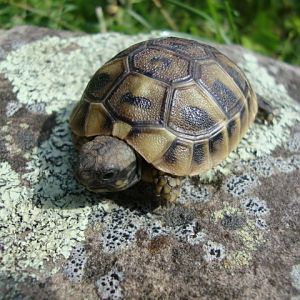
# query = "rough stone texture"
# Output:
<box><xmin>0</xmin><ymin>26</ymin><xmax>300</xmax><ymax>300</ymax></box>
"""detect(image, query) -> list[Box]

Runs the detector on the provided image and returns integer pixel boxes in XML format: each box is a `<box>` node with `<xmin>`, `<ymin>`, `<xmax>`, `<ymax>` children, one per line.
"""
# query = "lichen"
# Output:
<box><xmin>203</xmin><ymin>241</ymin><xmax>225</xmax><ymax>262</ymax></box>
<box><xmin>224</xmin><ymin>173</ymin><xmax>259</xmax><ymax>198</ymax></box>
<box><xmin>5</xmin><ymin>101</ymin><xmax>22</xmax><ymax>117</ymax></box>
<box><xmin>288</xmin><ymin>132</ymin><xmax>300</xmax><ymax>152</ymax></box>
<box><xmin>178</xmin><ymin>179</ymin><xmax>213</xmax><ymax>204</ymax></box>
<box><xmin>93</xmin><ymin>206</ymin><xmax>206</xmax><ymax>252</ymax></box>
<box><xmin>246</xmin><ymin>156</ymin><xmax>276</xmax><ymax>178</ymax></box>
<box><xmin>241</xmin><ymin>197</ymin><xmax>269</xmax><ymax>217</ymax></box>
<box><xmin>63</xmin><ymin>243</ymin><xmax>87</xmax><ymax>282</ymax></box>
<box><xmin>174</xmin><ymin>221</ymin><xmax>206</xmax><ymax>245</ymax></box>
<box><xmin>95</xmin><ymin>266</ymin><xmax>124</xmax><ymax>300</ymax></box>
<box><xmin>291</xmin><ymin>264</ymin><xmax>300</xmax><ymax>291</ymax></box>
<box><xmin>211</xmin><ymin>203</ymin><xmax>266</xmax><ymax>267</ymax></box>
<box><xmin>0</xmin><ymin>30</ymin><xmax>299</xmax><ymax>283</ymax></box>
<box><xmin>0</xmin><ymin>160</ymin><xmax>93</xmax><ymax>274</ymax></box>
<box><xmin>100</xmin><ymin>208</ymin><xmax>143</xmax><ymax>253</ymax></box>
<box><xmin>225</xmin><ymin>251</ymin><xmax>252</xmax><ymax>268</ymax></box>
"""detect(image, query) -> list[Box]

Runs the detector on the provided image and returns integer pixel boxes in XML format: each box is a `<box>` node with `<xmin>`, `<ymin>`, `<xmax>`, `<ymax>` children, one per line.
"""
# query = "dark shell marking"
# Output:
<box><xmin>70</xmin><ymin>37</ymin><xmax>257</xmax><ymax>176</ymax></box>
<box><xmin>121</xmin><ymin>92</ymin><xmax>152</xmax><ymax>110</ymax></box>
<box><xmin>193</xmin><ymin>142</ymin><xmax>206</xmax><ymax>164</ymax></box>
<box><xmin>181</xmin><ymin>106</ymin><xmax>216</xmax><ymax>130</ymax></box>
<box><xmin>211</xmin><ymin>80</ymin><xmax>241</xmax><ymax>114</ymax></box>
<box><xmin>86</xmin><ymin>73</ymin><xmax>111</xmax><ymax>98</ymax></box>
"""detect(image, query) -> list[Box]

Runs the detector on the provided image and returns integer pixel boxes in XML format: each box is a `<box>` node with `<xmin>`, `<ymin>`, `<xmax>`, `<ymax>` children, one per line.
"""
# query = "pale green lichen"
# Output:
<box><xmin>203</xmin><ymin>241</ymin><xmax>225</xmax><ymax>262</ymax></box>
<box><xmin>0</xmin><ymin>31</ymin><xmax>299</xmax><ymax>282</ymax></box>
<box><xmin>291</xmin><ymin>264</ymin><xmax>300</xmax><ymax>291</ymax></box>
<box><xmin>0</xmin><ymin>160</ymin><xmax>93</xmax><ymax>274</ymax></box>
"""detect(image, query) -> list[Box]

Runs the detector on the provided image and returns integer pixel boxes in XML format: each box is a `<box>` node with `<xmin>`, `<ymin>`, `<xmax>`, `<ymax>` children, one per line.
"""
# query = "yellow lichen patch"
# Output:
<box><xmin>211</xmin><ymin>204</ymin><xmax>265</xmax><ymax>269</ymax></box>
<box><xmin>211</xmin><ymin>204</ymin><xmax>239</xmax><ymax>223</ymax></box>
<box><xmin>237</xmin><ymin>219</ymin><xmax>264</xmax><ymax>251</ymax></box>
<box><xmin>224</xmin><ymin>250</ymin><xmax>252</xmax><ymax>268</ymax></box>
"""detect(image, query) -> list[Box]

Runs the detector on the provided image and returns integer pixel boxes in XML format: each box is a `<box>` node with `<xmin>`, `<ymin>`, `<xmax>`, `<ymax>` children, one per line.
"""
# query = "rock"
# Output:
<box><xmin>0</xmin><ymin>26</ymin><xmax>300</xmax><ymax>300</ymax></box>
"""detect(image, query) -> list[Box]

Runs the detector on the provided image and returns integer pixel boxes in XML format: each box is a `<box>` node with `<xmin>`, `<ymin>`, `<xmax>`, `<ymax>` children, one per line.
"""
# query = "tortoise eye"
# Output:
<box><xmin>102</xmin><ymin>170</ymin><xmax>117</xmax><ymax>180</ymax></box>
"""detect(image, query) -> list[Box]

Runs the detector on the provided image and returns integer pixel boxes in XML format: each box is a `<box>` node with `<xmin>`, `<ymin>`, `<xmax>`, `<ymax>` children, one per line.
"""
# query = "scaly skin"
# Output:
<box><xmin>152</xmin><ymin>169</ymin><xmax>182</xmax><ymax>204</ymax></box>
<box><xmin>75</xmin><ymin>136</ymin><xmax>140</xmax><ymax>192</ymax></box>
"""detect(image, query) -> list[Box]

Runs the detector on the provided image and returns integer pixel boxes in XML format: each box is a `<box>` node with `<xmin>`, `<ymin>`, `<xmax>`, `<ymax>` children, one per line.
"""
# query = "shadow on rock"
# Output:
<box><xmin>29</xmin><ymin>107</ymin><xmax>159</xmax><ymax>213</ymax></box>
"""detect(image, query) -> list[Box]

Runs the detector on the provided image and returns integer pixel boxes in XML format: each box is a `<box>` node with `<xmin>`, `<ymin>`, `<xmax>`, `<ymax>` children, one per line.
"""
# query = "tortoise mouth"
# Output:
<box><xmin>86</xmin><ymin>185</ymin><xmax>111</xmax><ymax>193</ymax></box>
<box><xmin>78</xmin><ymin>179</ymin><xmax>129</xmax><ymax>193</ymax></box>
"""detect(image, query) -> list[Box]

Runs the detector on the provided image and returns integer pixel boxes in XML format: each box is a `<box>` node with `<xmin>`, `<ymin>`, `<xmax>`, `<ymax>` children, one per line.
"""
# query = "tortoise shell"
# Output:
<box><xmin>70</xmin><ymin>37</ymin><xmax>258</xmax><ymax>176</ymax></box>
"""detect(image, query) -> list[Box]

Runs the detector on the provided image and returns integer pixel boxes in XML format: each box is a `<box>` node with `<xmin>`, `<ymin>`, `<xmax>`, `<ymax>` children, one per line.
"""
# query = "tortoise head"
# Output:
<box><xmin>75</xmin><ymin>136</ymin><xmax>141</xmax><ymax>192</ymax></box>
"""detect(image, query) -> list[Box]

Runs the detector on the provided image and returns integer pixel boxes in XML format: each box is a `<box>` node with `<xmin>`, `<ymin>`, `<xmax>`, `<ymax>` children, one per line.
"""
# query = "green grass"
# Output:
<box><xmin>0</xmin><ymin>0</ymin><xmax>300</xmax><ymax>65</ymax></box>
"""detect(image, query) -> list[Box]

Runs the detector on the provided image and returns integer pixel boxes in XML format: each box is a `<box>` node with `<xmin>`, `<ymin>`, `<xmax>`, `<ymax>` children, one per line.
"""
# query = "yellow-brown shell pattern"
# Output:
<box><xmin>70</xmin><ymin>37</ymin><xmax>258</xmax><ymax>176</ymax></box>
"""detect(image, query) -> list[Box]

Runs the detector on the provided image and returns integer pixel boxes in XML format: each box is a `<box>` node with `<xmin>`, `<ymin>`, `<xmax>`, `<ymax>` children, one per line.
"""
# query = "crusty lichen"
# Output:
<box><xmin>0</xmin><ymin>31</ymin><xmax>300</xmax><ymax>284</ymax></box>
<box><xmin>0</xmin><ymin>160</ymin><xmax>92</xmax><ymax>274</ymax></box>
<box><xmin>95</xmin><ymin>266</ymin><xmax>124</xmax><ymax>300</ymax></box>
<box><xmin>291</xmin><ymin>264</ymin><xmax>300</xmax><ymax>291</ymax></box>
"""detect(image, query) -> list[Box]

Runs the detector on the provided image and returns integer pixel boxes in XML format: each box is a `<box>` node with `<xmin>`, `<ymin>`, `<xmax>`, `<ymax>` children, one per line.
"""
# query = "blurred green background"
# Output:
<box><xmin>1</xmin><ymin>0</ymin><xmax>300</xmax><ymax>65</ymax></box>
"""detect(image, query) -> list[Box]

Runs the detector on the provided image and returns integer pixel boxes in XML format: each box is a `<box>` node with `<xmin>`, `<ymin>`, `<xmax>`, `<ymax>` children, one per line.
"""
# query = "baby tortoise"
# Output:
<box><xmin>70</xmin><ymin>37</ymin><xmax>273</xmax><ymax>204</ymax></box>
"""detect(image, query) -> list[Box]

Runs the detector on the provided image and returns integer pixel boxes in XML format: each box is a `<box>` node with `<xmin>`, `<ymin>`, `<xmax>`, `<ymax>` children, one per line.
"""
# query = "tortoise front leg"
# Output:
<box><xmin>152</xmin><ymin>170</ymin><xmax>182</xmax><ymax>204</ymax></box>
<box><xmin>256</xmin><ymin>94</ymin><xmax>274</xmax><ymax>123</ymax></box>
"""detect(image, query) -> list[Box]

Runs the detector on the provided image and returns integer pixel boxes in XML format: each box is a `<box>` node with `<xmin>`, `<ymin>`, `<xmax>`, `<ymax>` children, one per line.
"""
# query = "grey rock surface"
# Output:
<box><xmin>0</xmin><ymin>26</ymin><xmax>300</xmax><ymax>300</ymax></box>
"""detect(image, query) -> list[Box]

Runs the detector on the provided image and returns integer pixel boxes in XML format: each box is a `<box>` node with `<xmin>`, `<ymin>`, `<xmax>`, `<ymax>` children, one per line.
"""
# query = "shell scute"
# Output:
<box><xmin>214</xmin><ymin>53</ymin><xmax>249</xmax><ymax>97</ymax></box>
<box><xmin>69</xmin><ymin>99</ymin><xmax>90</xmax><ymax>136</ymax></box>
<box><xmin>125</xmin><ymin>127</ymin><xmax>176</xmax><ymax>164</ymax></box>
<box><xmin>131</xmin><ymin>47</ymin><xmax>191</xmax><ymax>84</ymax></box>
<box><xmin>106</xmin><ymin>73</ymin><xmax>167</xmax><ymax>125</ymax></box>
<box><xmin>194</xmin><ymin>61</ymin><xmax>245</xmax><ymax>118</ymax></box>
<box><xmin>209</xmin><ymin>129</ymin><xmax>229</xmax><ymax>166</ymax></box>
<box><xmin>150</xmin><ymin>37</ymin><xmax>211</xmax><ymax>60</ymax></box>
<box><xmin>168</xmin><ymin>83</ymin><xmax>226</xmax><ymax>138</ymax></box>
<box><xmin>85</xmin><ymin>58</ymin><xmax>125</xmax><ymax>102</ymax></box>
<box><xmin>69</xmin><ymin>99</ymin><xmax>113</xmax><ymax>137</ymax></box>
<box><xmin>191</xmin><ymin>141</ymin><xmax>211</xmax><ymax>175</ymax></box>
<box><xmin>159</xmin><ymin>139</ymin><xmax>193</xmax><ymax>176</ymax></box>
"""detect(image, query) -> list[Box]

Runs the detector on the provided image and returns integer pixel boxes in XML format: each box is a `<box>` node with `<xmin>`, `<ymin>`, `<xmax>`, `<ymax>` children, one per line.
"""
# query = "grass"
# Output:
<box><xmin>0</xmin><ymin>0</ymin><xmax>299</xmax><ymax>65</ymax></box>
